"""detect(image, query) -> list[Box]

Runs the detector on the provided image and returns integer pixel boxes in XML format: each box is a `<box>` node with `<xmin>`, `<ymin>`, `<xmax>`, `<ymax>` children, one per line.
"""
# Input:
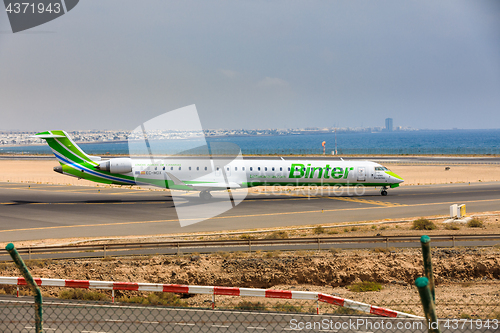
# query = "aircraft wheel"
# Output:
<box><xmin>381</xmin><ymin>190</ymin><xmax>388</xmax><ymax>196</ymax></box>
<box><xmin>200</xmin><ymin>191</ymin><xmax>212</xmax><ymax>200</ymax></box>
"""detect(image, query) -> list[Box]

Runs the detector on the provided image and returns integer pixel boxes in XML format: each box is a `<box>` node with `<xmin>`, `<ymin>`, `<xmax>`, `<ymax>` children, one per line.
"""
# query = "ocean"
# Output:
<box><xmin>1</xmin><ymin>129</ymin><xmax>499</xmax><ymax>156</ymax></box>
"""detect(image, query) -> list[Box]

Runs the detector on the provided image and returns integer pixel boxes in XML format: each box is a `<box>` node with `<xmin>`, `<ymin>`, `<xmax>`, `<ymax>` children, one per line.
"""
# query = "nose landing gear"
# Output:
<box><xmin>381</xmin><ymin>186</ymin><xmax>388</xmax><ymax>196</ymax></box>
<box><xmin>200</xmin><ymin>191</ymin><xmax>212</xmax><ymax>200</ymax></box>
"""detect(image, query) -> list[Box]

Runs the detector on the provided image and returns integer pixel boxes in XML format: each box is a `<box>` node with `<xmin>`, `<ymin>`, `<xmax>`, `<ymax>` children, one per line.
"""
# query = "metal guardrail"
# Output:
<box><xmin>10</xmin><ymin>234</ymin><xmax>500</xmax><ymax>259</ymax></box>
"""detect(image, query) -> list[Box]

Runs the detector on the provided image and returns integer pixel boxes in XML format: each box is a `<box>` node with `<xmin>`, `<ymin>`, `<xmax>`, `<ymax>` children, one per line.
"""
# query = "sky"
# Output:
<box><xmin>1</xmin><ymin>0</ymin><xmax>500</xmax><ymax>131</ymax></box>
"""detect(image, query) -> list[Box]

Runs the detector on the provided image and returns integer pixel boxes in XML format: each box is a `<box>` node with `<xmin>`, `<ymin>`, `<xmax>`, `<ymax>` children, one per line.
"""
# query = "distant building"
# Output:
<box><xmin>385</xmin><ymin>118</ymin><xmax>393</xmax><ymax>132</ymax></box>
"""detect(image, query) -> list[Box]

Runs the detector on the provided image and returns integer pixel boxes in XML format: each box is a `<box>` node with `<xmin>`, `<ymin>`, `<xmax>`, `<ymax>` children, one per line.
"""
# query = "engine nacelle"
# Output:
<box><xmin>96</xmin><ymin>158</ymin><xmax>133</xmax><ymax>174</ymax></box>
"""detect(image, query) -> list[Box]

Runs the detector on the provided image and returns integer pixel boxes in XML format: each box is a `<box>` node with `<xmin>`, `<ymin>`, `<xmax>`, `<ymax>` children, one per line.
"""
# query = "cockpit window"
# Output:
<box><xmin>375</xmin><ymin>166</ymin><xmax>389</xmax><ymax>171</ymax></box>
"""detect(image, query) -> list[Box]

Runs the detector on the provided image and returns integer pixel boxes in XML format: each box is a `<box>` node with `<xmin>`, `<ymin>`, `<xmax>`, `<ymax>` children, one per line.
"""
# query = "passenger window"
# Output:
<box><xmin>155</xmin><ymin>167</ymin><xmax>157</xmax><ymax>170</ymax></box>
<box><xmin>179</xmin><ymin>167</ymin><xmax>181</xmax><ymax>170</ymax></box>
<box><xmin>205</xmin><ymin>167</ymin><xmax>207</xmax><ymax>171</ymax></box>
<box><xmin>189</xmin><ymin>167</ymin><xmax>191</xmax><ymax>171</ymax></box>
<box><xmin>280</xmin><ymin>167</ymin><xmax>282</xmax><ymax>171</ymax></box>
<box><xmin>258</xmin><ymin>167</ymin><xmax>261</xmax><ymax>171</ymax></box>
<box><xmin>242</xmin><ymin>167</ymin><xmax>245</xmax><ymax>171</ymax></box>
<box><xmin>250</xmin><ymin>167</ymin><xmax>253</xmax><ymax>171</ymax></box>
<box><xmin>163</xmin><ymin>167</ymin><xmax>165</xmax><ymax>171</ymax></box>
<box><xmin>272</xmin><ymin>167</ymin><xmax>275</xmax><ymax>171</ymax></box>
<box><xmin>170</xmin><ymin>167</ymin><xmax>173</xmax><ymax>171</ymax></box>
<box><xmin>288</xmin><ymin>167</ymin><xmax>290</xmax><ymax>171</ymax></box>
<box><xmin>295</xmin><ymin>167</ymin><xmax>298</xmax><ymax>171</ymax></box>
<box><xmin>197</xmin><ymin>167</ymin><xmax>199</xmax><ymax>171</ymax></box>
<box><xmin>235</xmin><ymin>167</ymin><xmax>237</xmax><ymax>171</ymax></box>
<box><xmin>265</xmin><ymin>167</ymin><xmax>267</xmax><ymax>171</ymax></box>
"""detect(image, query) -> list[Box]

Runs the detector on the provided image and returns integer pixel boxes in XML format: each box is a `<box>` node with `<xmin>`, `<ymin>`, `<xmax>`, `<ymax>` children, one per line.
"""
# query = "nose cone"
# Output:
<box><xmin>385</xmin><ymin>171</ymin><xmax>404</xmax><ymax>183</ymax></box>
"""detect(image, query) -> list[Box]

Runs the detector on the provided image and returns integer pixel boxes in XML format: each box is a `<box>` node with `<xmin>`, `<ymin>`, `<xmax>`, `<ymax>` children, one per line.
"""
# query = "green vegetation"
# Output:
<box><xmin>239</xmin><ymin>234</ymin><xmax>257</xmax><ymax>240</ymax></box>
<box><xmin>118</xmin><ymin>292</ymin><xmax>187</xmax><ymax>307</ymax></box>
<box><xmin>25</xmin><ymin>259</ymin><xmax>53</xmax><ymax>268</ymax></box>
<box><xmin>313</xmin><ymin>226</ymin><xmax>325</xmax><ymax>234</ymax></box>
<box><xmin>444</xmin><ymin>223</ymin><xmax>461</xmax><ymax>230</ymax></box>
<box><xmin>467</xmin><ymin>218</ymin><xmax>484</xmax><ymax>228</ymax></box>
<box><xmin>265</xmin><ymin>251</ymin><xmax>281</xmax><ymax>258</ymax></box>
<box><xmin>350</xmin><ymin>226</ymin><xmax>358</xmax><ymax>232</ymax></box>
<box><xmin>411</xmin><ymin>218</ymin><xmax>436</xmax><ymax>230</ymax></box>
<box><xmin>59</xmin><ymin>289</ymin><xmax>109</xmax><ymax>301</ymax></box>
<box><xmin>265</xmin><ymin>231</ymin><xmax>288</xmax><ymax>239</ymax></box>
<box><xmin>348</xmin><ymin>281</ymin><xmax>383</xmax><ymax>292</ymax></box>
<box><xmin>235</xmin><ymin>301</ymin><xmax>267</xmax><ymax>311</ymax></box>
<box><xmin>273</xmin><ymin>302</ymin><xmax>302</xmax><ymax>313</ymax></box>
<box><xmin>327</xmin><ymin>230</ymin><xmax>339</xmax><ymax>235</ymax></box>
<box><xmin>460</xmin><ymin>313</ymin><xmax>472</xmax><ymax>319</ymax></box>
<box><xmin>334</xmin><ymin>306</ymin><xmax>363</xmax><ymax>315</ymax></box>
<box><xmin>372</xmin><ymin>247</ymin><xmax>389</xmax><ymax>253</ymax></box>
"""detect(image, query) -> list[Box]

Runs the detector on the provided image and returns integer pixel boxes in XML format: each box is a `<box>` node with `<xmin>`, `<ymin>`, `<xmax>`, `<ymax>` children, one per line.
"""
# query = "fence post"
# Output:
<box><xmin>5</xmin><ymin>243</ymin><xmax>43</xmax><ymax>333</ymax></box>
<box><xmin>420</xmin><ymin>235</ymin><xmax>435</xmax><ymax>302</ymax></box>
<box><xmin>415</xmin><ymin>277</ymin><xmax>440</xmax><ymax>333</ymax></box>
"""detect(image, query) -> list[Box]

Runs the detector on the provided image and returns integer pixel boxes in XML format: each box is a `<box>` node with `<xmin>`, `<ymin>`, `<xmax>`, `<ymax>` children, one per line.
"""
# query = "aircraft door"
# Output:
<box><xmin>357</xmin><ymin>167</ymin><xmax>366</xmax><ymax>181</ymax></box>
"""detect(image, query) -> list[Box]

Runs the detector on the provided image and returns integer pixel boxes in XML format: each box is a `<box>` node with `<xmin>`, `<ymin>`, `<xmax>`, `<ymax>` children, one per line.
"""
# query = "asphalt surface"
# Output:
<box><xmin>3</xmin><ymin>296</ymin><xmax>493</xmax><ymax>333</ymax></box>
<box><xmin>0</xmin><ymin>182</ymin><xmax>500</xmax><ymax>242</ymax></box>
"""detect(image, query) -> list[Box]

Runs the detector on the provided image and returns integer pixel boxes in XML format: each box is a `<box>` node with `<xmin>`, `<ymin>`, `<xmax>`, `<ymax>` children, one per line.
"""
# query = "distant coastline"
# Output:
<box><xmin>1</xmin><ymin>129</ymin><xmax>499</xmax><ymax>156</ymax></box>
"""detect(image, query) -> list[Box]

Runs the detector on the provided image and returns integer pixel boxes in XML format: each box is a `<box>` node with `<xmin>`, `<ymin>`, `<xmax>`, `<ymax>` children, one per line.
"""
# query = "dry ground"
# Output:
<box><xmin>1</xmin><ymin>246</ymin><xmax>499</xmax><ymax>319</ymax></box>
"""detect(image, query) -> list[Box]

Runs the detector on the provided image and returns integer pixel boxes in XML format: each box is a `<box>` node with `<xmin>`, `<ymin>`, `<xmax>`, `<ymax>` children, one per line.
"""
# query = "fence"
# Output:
<box><xmin>1</xmin><ymin>288</ymin><xmax>499</xmax><ymax>332</ymax></box>
<box><xmin>2</xmin><ymin>234</ymin><xmax>499</xmax><ymax>261</ymax></box>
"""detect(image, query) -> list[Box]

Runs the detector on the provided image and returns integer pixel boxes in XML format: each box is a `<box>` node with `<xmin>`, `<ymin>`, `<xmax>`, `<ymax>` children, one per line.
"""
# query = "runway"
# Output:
<box><xmin>0</xmin><ymin>182</ymin><xmax>499</xmax><ymax>242</ymax></box>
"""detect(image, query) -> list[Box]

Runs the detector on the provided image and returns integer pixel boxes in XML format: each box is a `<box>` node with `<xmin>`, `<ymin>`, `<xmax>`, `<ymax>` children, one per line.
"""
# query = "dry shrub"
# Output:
<box><xmin>412</xmin><ymin>218</ymin><xmax>436</xmax><ymax>230</ymax></box>
<box><xmin>467</xmin><ymin>218</ymin><xmax>484</xmax><ymax>228</ymax></box>
<box><xmin>348</xmin><ymin>281</ymin><xmax>383</xmax><ymax>292</ymax></box>
<box><xmin>313</xmin><ymin>226</ymin><xmax>325</xmax><ymax>234</ymax></box>
<box><xmin>444</xmin><ymin>223</ymin><xmax>461</xmax><ymax>230</ymax></box>
<box><xmin>265</xmin><ymin>231</ymin><xmax>288</xmax><ymax>239</ymax></box>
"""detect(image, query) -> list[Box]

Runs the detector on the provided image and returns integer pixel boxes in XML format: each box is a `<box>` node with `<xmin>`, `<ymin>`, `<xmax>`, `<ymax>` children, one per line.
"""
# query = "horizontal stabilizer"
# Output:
<box><xmin>165</xmin><ymin>172</ymin><xmax>191</xmax><ymax>187</ymax></box>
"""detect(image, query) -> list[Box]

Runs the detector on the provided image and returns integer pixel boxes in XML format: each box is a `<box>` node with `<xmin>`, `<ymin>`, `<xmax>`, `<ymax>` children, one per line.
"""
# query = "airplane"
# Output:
<box><xmin>33</xmin><ymin>130</ymin><xmax>404</xmax><ymax>199</ymax></box>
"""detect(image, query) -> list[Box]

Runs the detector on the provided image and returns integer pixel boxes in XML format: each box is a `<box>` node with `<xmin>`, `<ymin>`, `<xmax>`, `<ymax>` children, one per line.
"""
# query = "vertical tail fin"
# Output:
<box><xmin>32</xmin><ymin>131</ymin><xmax>99</xmax><ymax>166</ymax></box>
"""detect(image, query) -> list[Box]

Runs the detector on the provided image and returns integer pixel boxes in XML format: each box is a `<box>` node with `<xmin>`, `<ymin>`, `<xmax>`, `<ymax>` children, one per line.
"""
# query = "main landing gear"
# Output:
<box><xmin>381</xmin><ymin>186</ymin><xmax>388</xmax><ymax>196</ymax></box>
<box><xmin>200</xmin><ymin>191</ymin><xmax>212</xmax><ymax>201</ymax></box>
